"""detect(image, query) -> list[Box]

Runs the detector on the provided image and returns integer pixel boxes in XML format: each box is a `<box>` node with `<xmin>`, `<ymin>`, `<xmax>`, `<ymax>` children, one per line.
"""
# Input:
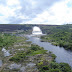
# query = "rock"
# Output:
<box><xmin>26</xmin><ymin>63</ymin><xmax>36</xmax><ymax>68</ymax></box>
<box><xmin>0</xmin><ymin>60</ymin><xmax>2</xmax><ymax>67</ymax></box>
<box><xmin>20</xmin><ymin>66</ymin><xmax>26</xmax><ymax>72</ymax></box>
<box><xmin>9</xmin><ymin>63</ymin><xmax>21</xmax><ymax>69</ymax></box>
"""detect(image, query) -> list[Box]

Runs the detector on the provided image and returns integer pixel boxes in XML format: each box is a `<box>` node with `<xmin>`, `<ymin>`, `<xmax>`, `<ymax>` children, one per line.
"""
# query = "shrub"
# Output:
<box><xmin>31</xmin><ymin>44</ymin><xmax>42</xmax><ymax>51</ymax></box>
<box><xmin>50</xmin><ymin>62</ymin><xmax>59</xmax><ymax>69</ymax></box>
<box><xmin>9</xmin><ymin>52</ymin><xmax>26</xmax><ymax>63</ymax></box>
<box><xmin>48</xmin><ymin>69</ymin><xmax>61</xmax><ymax>72</ymax></box>
<box><xmin>37</xmin><ymin>61</ymin><xmax>43</xmax><ymax>68</ymax></box>
<box><xmin>39</xmin><ymin>65</ymin><xmax>49</xmax><ymax>72</ymax></box>
<box><xmin>59</xmin><ymin>63</ymin><xmax>71</xmax><ymax>72</ymax></box>
<box><xmin>51</xmin><ymin>54</ymin><xmax>56</xmax><ymax>59</ymax></box>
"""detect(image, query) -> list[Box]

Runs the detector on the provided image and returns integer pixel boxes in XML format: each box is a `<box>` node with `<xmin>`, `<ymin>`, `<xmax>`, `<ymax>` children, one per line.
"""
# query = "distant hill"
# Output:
<box><xmin>0</xmin><ymin>24</ymin><xmax>72</xmax><ymax>34</ymax></box>
<box><xmin>0</xmin><ymin>24</ymin><xmax>32</xmax><ymax>32</ymax></box>
<box><xmin>0</xmin><ymin>24</ymin><xmax>58</xmax><ymax>33</ymax></box>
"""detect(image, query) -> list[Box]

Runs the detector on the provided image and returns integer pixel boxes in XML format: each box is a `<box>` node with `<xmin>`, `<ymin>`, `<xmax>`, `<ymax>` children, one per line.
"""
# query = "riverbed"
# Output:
<box><xmin>27</xmin><ymin>36</ymin><xmax>72</xmax><ymax>67</ymax></box>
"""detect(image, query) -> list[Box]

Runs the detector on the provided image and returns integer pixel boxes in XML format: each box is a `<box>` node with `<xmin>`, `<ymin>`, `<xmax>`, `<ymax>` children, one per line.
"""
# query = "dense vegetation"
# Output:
<box><xmin>9</xmin><ymin>43</ymin><xmax>72</xmax><ymax>72</ymax></box>
<box><xmin>37</xmin><ymin>61</ymin><xmax>72</xmax><ymax>72</ymax></box>
<box><xmin>9</xmin><ymin>44</ymin><xmax>48</xmax><ymax>63</ymax></box>
<box><xmin>41</xmin><ymin>24</ymin><xmax>72</xmax><ymax>50</ymax></box>
<box><xmin>0</xmin><ymin>24</ymin><xmax>72</xmax><ymax>72</ymax></box>
<box><xmin>0</xmin><ymin>34</ymin><xmax>16</xmax><ymax>50</ymax></box>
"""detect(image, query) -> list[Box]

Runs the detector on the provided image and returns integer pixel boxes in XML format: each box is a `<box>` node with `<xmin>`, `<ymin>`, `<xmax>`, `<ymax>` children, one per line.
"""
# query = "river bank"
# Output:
<box><xmin>28</xmin><ymin>35</ymin><xmax>72</xmax><ymax>67</ymax></box>
<box><xmin>0</xmin><ymin>34</ymin><xmax>72</xmax><ymax>72</ymax></box>
<box><xmin>41</xmin><ymin>32</ymin><xmax>72</xmax><ymax>51</ymax></box>
<box><xmin>0</xmin><ymin>34</ymin><xmax>56</xmax><ymax>72</ymax></box>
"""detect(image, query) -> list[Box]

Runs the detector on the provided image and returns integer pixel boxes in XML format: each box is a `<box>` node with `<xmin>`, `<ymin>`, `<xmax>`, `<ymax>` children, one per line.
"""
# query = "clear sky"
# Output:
<box><xmin>0</xmin><ymin>0</ymin><xmax>72</xmax><ymax>25</ymax></box>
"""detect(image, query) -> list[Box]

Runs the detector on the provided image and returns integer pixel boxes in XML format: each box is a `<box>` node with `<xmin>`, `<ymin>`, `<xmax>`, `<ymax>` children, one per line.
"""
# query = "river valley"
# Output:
<box><xmin>27</xmin><ymin>35</ymin><xmax>72</xmax><ymax>67</ymax></box>
<box><xmin>0</xmin><ymin>34</ymin><xmax>72</xmax><ymax>72</ymax></box>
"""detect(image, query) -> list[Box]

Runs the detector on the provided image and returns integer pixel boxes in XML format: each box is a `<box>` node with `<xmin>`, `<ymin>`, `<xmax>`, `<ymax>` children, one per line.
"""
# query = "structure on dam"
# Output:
<box><xmin>32</xmin><ymin>26</ymin><xmax>43</xmax><ymax>35</ymax></box>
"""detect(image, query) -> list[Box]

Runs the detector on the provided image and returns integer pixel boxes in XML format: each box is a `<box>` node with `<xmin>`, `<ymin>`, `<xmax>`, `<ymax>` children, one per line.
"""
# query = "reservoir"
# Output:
<box><xmin>28</xmin><ymin>36</ymin><xmax>72</xmax><ymax>67</ymax></box>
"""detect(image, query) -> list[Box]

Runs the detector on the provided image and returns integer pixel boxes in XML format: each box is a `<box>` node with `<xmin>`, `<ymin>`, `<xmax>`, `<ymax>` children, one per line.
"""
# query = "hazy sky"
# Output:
<box><xmin>0</xmin><ymin>0</ymin><xmax>72</xmax><ymax>25</ymax></box>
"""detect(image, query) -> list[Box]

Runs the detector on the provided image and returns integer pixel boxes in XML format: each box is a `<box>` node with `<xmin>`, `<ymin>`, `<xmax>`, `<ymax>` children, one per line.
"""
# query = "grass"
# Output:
<box><xmin>9</xmin><ymin>44</ymin><xmax>48</xmax><ymax>63</ymax></box>
<box><xmin>9</xmin><ymin>51</ymin><xmax>26</xmax><ymax>63</ymax></box>
<box><xmin>27</xmin><ymin>50</ymin><xmax>47</xmax><ymax>56</ymax></box>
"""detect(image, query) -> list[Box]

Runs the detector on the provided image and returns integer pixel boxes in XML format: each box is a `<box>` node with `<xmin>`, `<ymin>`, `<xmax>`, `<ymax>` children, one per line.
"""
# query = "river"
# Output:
<box><xmin>27</xmin><ymin>36</ymin><xmax>72</xmax><ymax>67</ymax></box>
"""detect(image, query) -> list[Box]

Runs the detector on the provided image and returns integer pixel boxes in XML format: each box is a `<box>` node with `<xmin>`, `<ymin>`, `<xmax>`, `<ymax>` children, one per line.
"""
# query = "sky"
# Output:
<box><xmin>0</xmin><ymin>0</ymin><xmax>72</xmax><ymax>25</ymax></box>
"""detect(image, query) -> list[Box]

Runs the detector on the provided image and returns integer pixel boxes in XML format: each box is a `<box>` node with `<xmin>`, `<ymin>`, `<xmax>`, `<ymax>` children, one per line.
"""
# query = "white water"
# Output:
<box><xmin>32</xmin><ymin>26</ymin><xmax>43</xmax><ymax>35</ymax></box>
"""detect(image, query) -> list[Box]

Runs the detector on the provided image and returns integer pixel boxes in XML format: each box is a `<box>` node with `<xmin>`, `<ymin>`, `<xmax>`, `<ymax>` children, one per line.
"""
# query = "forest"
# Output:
<box><xmin>0</xmin><ymin>34</ymin><xmax>16</xmax><ymax>51</ymax></box>
<box><xmin>41</xmin><ymin>24</ymin><xmax>72</xmax><ymax>51</ymax></box>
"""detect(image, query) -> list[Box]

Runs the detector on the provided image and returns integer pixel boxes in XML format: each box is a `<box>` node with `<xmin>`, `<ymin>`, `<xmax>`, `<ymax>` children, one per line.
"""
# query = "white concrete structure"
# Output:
<box><xmin>32</xmin><ymin>26</ymin><xmax>43</xmax><ymax>35</ymax></box>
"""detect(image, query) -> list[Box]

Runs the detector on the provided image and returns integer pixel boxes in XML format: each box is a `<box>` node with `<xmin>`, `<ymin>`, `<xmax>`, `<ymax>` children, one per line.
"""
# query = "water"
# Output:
<box><xmin>0</xmin><ymin>60</ymin><xmax>2</xmax><ymax>67</ymax></box>
<box><xmin>32</xmin><ymin>26</ymin><xmax>42</xmax><ymax>35</ymax></box>
<box><xmin>28</xmin><ymin>36</ymin><xmax>72</xmax><ymax>67</ymax></box>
